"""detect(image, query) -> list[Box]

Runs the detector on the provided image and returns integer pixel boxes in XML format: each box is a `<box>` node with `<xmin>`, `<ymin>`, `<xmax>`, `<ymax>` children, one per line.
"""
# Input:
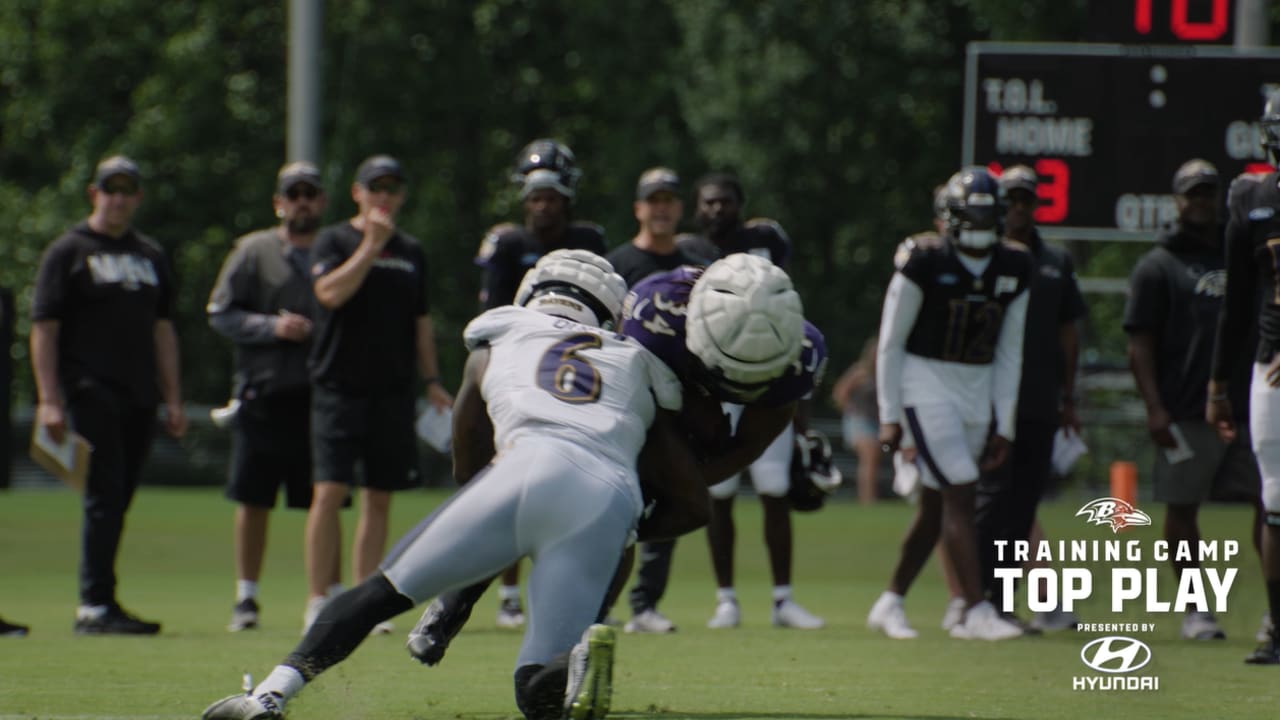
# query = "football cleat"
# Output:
<box><xmin>1030</xmin><ymin>606</ymin><xmax>1079</xmax><ymax>633</ymax></box>
<box><xmin>866</xmin><ymin>592</ymin><xmax>918</xmax><ymax>640</ymax></box>
<box><xmin>202</xmin><ymin>691</ymin><xmax>284</xmax><ymax>720</ymax></box>
<box><xmin>950</xmin><ymin>601</ymin><xmax>1022</xmax><ymax>641</ymax></box>
<box><xmin>1181</xmin><ymin>611</ymin><xmax>1226</xmax><ymax>641</ymax></box>
<box><xmin>565</xmin><ymin>624</ymin><xmax>615</xmax><ymax>720</ymax></box>
<box><xmin>940</xmin><ymin>596</ymin><xmax>966</xmax><ymax>631</ymax></box>
<box><xmin>74</xmin><ymin>604</ymin><xmax>160</xmax><ymax>636</ymax></box>
<box><xmin>706</xmin><ymin>600</ymin><xmax>740</xmax><ymax>630</ymax></box>
<box><xmin>406</xmin><ymin>597</ymin><xmax>464</xmax><ymax>666</ymax></box>
<box><xmin>496</xmin><ymin>598</ymin><xmax>526</xmax><ymax>629</ymax></box>
<box><xmin>772</xmin><ymin>599</ymin><xmax>824</xmax><ymax>629</ymax></box>
<box><xmin>369</xmin><ymin>621</ymin><xmax>394</xmax><ymax>636</ymax></box>
<box><xmin>624</xmin><ymin>609</ymin><xmax>675</xmax><ymax>634</ymax></box>
<box><xmin>1245</xmin><ymin>635</ymin><xmax>1280</xmax><ymax>665</ymax></box>
<box><xmin>228</xmin><ymin>598</ymin><xmax>260</xmax><ymax>632</ymax></box>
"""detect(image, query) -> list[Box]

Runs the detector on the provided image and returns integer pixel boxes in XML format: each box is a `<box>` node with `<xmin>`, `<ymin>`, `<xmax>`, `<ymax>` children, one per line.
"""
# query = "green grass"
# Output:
<box><xmin>0</xmin><ymin>486</ymin><xmax>1276</xmax><ymax>719</ymax></box>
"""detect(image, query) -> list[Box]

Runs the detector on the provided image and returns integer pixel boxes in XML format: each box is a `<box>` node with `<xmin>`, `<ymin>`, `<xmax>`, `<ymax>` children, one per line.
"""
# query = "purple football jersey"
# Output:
<box><xmin>622</xmin><ymin>266</ymin><xmax>825</xmax><ymax>408</ymax></box>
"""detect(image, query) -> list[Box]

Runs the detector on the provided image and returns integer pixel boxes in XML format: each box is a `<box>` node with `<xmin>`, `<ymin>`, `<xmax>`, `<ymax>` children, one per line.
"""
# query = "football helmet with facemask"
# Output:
<box><xmin>685</xmin><ymin>254</ymin><xmax>804</xmax><ymax>402</ymax></box>
<box><xmin>943</xmin><ymin>166</ymin><xmax>1003</xmax><ymax>250</ymax></box>
<box><xmin>788</xmin><ymin>429</ymin><xmax>844</xmax><ymax>512</ymax></box>
<box><xmin>512</xmin><ymin>138</ymin><xmax>582</xmax><ymax>200</ymax></box>
<box><xmin>1261</xmin><ymin>90</ymin><xmax>1280</xmax><ymax>166</ymax></box>
<box><xmin>515</xmin><ymin>249</ymin><xmax>627</xmax><ymax>331</ymax></box>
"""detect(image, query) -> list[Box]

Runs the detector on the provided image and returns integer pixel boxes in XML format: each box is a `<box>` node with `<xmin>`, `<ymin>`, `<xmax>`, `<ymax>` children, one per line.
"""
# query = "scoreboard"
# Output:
<box><xmin>962</xmin><ymin>43</ymin><xmax>1280</xmax><ymax>240</ymax></box>
<box><xmin>1088</xmin><ymin>0</ymin><xmax>1236</xmax><ymax>45</ymax></box>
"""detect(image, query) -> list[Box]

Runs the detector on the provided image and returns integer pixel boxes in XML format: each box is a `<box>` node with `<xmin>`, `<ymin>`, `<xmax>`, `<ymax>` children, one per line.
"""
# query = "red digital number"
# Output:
<box><xmin>1133</xmin><ymin>0</ymin><xmax>1230</xmax><ymax>41</ymax></box>
<box><xmin>986</xmin><ymin>159</ymin><xmax>1070</xmax><ymax>224</ymax></box>
<box><xmin>1033</xmin><ymin>158</ymin><xmax>1069</xmax><ymax>223</ymax></box>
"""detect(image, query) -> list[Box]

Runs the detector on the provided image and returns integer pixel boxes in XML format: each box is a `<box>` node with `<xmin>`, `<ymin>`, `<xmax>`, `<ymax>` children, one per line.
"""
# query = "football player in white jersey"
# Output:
<box><xmin>202</xmin><ymin>250</ymin><xmax>707</xmax><ymax>720</ymax></box>
<box><xmin>867</xmin><ymin>167</ymin><xmax>1031</xmax><ymax>641</ymax></box>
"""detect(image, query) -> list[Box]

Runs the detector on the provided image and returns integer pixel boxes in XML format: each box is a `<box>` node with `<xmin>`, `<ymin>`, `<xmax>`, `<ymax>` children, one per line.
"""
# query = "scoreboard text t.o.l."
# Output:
<box><xmin>962</xmin><ymin>43</ymin><xmax>1280</xmax><ymax>240</ymax></box>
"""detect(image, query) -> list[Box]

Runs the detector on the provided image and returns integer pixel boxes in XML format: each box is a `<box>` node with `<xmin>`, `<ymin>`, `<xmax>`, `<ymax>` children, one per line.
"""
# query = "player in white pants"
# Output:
<box><xmin>202</xmin><ymin>250</ymin><xmax>707</xmax><ymax>720</ymax></box>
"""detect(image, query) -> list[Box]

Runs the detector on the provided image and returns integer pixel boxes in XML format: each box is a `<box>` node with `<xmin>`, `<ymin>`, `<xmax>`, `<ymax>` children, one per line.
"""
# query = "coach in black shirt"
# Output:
<box><xmin>302</xmin><ymin>155</ymin><xmax>453</xmax><ymax>632</ymax></box>
<box><xmin>606</xmin><ymin>168</ymin><xmax>701</xmax><ymax>287</ymax></box>
<box><xmin>974</xmin><ymin>165</ymin><xmax>1087</xmax><ymax>625</ymax></box>
<box><xmin>30</xmin><ymin>155</ymin><xmax>186</xmax><ymax>635</ymax></box>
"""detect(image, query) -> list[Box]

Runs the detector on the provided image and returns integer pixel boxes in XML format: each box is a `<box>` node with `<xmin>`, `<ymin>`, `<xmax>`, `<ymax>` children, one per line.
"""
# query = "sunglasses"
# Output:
<box><xmin>100</xmin><ymin>183</ymin><xmax>139</xmax><ymax>196</ymax></box>
<box><xmin>285</xmin><ymin>185</ymin><xmax>320</xmax><ymax>201</ymax></box>
<box><xmin>366</xmin><ymin>179</ymin><xmax>403</xmax><ymax>194</ymax></box>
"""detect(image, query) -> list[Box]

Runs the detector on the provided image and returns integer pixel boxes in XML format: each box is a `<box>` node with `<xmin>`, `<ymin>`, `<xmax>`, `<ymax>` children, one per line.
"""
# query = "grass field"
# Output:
<box><xmin>0</xmin><ymin>485</ymin><xmax>1276</xmax><ymax>719</ymax></box>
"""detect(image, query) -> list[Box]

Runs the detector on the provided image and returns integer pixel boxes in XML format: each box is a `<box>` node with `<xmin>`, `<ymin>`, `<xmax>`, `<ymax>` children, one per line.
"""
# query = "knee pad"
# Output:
<box><xmin>514</xmin><ymin>659</ymin><xmax>568</xmax><ymax>720</ymax></box>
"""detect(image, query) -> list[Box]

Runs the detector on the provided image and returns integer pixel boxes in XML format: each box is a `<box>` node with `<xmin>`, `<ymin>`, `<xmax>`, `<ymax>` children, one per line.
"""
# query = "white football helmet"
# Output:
<box><xmin>514</xmin><ymin>249</ymin><xmax>627</xmax><ymax>330</ymax></box>
<box><xmin>686</xmin><ymin>253</ymin><xmax>804</xmax><ymax>399</ymax></box>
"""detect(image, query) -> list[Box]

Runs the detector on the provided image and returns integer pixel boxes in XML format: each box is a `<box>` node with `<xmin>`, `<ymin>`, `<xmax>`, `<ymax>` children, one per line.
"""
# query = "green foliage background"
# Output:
<box><xmin>0</xmin><ymin>0</ymin><xmax>1266</xmax><ymax>407</ymax></box>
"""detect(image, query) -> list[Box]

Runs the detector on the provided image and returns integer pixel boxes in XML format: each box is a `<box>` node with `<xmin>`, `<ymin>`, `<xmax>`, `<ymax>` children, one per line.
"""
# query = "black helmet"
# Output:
<box><xmin>512</xmin><ymin>138</ymin><xmax>581</xmax><ymax>200</ymax></box>
<box><xmin>943</xmin><ymin>166</ymin><xmax>1003</xmax><ymax>250</ymax></box>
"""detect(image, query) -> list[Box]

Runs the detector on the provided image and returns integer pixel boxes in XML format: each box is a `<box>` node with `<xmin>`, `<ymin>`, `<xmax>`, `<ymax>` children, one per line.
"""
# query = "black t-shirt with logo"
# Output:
<box><xmin>1124</xmin><ymin>224</ymin><xmax>1248</xmax><ymax>420</ymax></box>
<box><xmin>308</xmin><ymin>222</ymin><xmax>429</xmax><ymax>393</ymax></box>
<box><xmin>31</xmin><ymin>221</ymin><xmax>174</xmax><ymax>406</ymax></box>
<box><xmin>605</xmin><ymin>243</ymin><xmax>704</xmax><ymax>288</ymax></box>
<box><xmin>676</xmin><ymin>218</ymin><xmax>792</xmax><ymax>268</ymax></box>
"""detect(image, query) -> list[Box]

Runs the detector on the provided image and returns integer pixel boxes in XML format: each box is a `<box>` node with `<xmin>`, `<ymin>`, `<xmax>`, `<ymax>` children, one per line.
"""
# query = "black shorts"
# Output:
<box><xmin>311</xmin><ymin>383</ymin><xmax>419</xmax><ymax>491</ymax></box>
<box><xmin>227</xmin><ymin>391</ymin><xmax>313</xmax><ymax>509</ymax></box>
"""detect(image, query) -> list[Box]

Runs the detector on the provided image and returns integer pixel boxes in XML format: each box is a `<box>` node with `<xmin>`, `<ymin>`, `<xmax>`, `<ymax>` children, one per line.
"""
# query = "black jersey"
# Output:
<box><xmin>308</xmin><ymin>222</ymin><xmax>429</xmax><ymax>392</ymax></box>
<box><xmin>605</xmin><ymin>243</ymin><xmax>703</xmax><ymax>288</ymax></box>
<box><xmin>898</xmin><ymin>236</ymin><xmax>1032</xmax><ymax>365</ymax></box>
<box><xmin>31</xmin><ymin>221</ymin><xmax>174</xmax><ymax>406</ymax></box>
<box><xmin>676</xmin><ymin>218</ymin><xmax>791</xmax><ymax>268</ymax></box>
<box><xmin>1213</xmin><ymin>171</ymin><xmax>1280</xmax><ymax>380</ymax></box>
<box><xmin>474</xmin><ymin>221</ymin><xmax>606</xmax><ymax>309</ymax></box>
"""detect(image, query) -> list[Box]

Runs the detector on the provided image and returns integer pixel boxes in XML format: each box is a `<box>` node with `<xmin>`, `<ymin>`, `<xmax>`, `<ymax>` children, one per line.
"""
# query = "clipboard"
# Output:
<box><xmin>29</xmin><ymin>424</ymin><xmax>92</xmax><ymax>492</ymax></box>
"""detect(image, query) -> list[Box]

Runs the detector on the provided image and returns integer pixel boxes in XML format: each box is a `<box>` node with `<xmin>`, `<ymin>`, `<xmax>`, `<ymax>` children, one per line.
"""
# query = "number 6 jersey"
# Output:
<box><xmin>877</xmin><ymin>235</ymin><xmax>1032</xmax><ymax>438</ymax></box>
<box><xmin>464</xmin><ymin>305</ymin><xmax>684</xmax><ymax>470</ymax></box>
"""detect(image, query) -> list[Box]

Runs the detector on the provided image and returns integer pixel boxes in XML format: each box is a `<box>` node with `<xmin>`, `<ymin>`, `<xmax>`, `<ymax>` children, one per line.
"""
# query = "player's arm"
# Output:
<box><xmin>876</xmin><ymin>272</ymin><xmax>923</xmax><ymax>451</ymax></box>
<box><xmin>984</xmin><ymin>289</ymin><xmax>1028</xmax><ymax>470</ymax></box>
<box><xmin>1209</xmin><ymin>182</ymin><xmax>1260</xmax><ymax>436</ymax></box>
<box><xmin>451</xmin><ymin>346</ymin><xmax>495</xmax><ymax>485</ymax></box>
<box><xmin>698</xmin><ymin>401</ymin><xmax>797</xmax><ymax>484</ymax></box>
<box><xmin>636</xmin><ymin>409</ymin><xmax>710</xmax><ymax>542</ymax></box>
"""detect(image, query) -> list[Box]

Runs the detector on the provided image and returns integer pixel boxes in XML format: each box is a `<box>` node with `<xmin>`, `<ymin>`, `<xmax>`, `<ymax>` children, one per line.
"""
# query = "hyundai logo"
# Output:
<box><xmin>1080</xmin><ymin>636</ymin><xmax>1152</xmax><ymax>674</ymax></box>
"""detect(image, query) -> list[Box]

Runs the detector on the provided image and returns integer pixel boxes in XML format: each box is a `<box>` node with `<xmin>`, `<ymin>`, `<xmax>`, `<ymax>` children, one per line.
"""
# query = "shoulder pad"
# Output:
<box><xmin>894</xmin><ymin>232</ymin><xmax>943</xmax><ymax>270</ymax></box>
<box><xmin>475</xmin><ymin>222</ymin><xmax>522</xmax><ymax>264</ymax></box>
<box><xmin>568</xmin><ymin>220</ymin><xmax>605</xmax><ymax>237</ymax></box>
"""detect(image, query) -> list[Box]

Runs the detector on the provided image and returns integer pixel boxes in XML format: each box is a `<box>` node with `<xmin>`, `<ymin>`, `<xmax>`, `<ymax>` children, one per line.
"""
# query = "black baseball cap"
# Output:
<box><xmin>356</xmin><ymin>155</ymin><xmax>405</xmax><ymax>187</ymax></box>
<box><xmin>999</xmin><ymin>165</ymin><xmax>1038</xmax><ymax>196</ymax></box>
<box><xmin>277</xmin><ymin>161</ymin><xmax>322</xmax><ymax>195</ymax></box>
<box><xmin>1173</xmin><ymin>159</ymin><xmax>1219</xmax><ymax>195</ymax></box>
<box><xmin>93</xmin><ymin>155</ymin><xmax>141</xmax><ymax>189</ymax></box>
<box><xmin>636</xmin><ymin>167</ymin><xmax>680</xmax><ymax>200</ymax></box>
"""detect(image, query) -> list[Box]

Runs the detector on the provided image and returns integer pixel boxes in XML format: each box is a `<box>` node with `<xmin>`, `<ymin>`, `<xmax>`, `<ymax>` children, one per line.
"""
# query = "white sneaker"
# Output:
<box><xmin>866</xmin><ymin>592</ymin><xmax>918</xmax><ymax>639</ymax></box>
<box><xmin>772</xmin><ymin>598</ymin><xmax>824</xmax><ymax>629</ymax></box>
<box><xmin>369</xmin><ymin>620</ymin><xmax>394</xmax><ymax>636</ymax></box>
<box><xmin>1030</xmin><ymin>607</ymin><xmax>1079</xmax><ymax>633</ymax></box>
<box><xmin>1258</xmin><ymin>613</ymin><xmax>1275</xmax><ymax>643</ymax></box>
<box><xmin>950</xmin><ymin>601</ymin><xmax>1022</xmax><ymax>641</ymax></box>
<box><xmin>706</xmin><ymin>600</ymin><xmax>740</xmax><ymax>629</ymax></box>
<box><xmin>940</xmin><ymin>596</ymin><xmax>966</xmax><ymax>631</ymax></box>
<box><xmin>624</xmin><ymin>609</ymin><xmax>676</xmax><ymax>634</ymax></box>
<box><xmin>202</xmin><ymin>691</ymin><xmax>284</xmax><ymax>720</ymax></box>
<box><xmin>301</xmin><ymin>596</ymin><xmax>328</xmax><ymax>636</ymax></box>
<box><xmin>1181</xmin><ymin>611</ymin><xmax>1226</xmax><ymax>641</ymax></box>
<box><xmin>496</xmin><ymin>598</ymin><xmax>525</xmax><ymax>629</ymax></box>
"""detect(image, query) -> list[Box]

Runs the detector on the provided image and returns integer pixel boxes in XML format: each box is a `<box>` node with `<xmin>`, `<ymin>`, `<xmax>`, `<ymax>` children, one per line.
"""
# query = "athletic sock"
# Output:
<box><xmin>237</xmin><ymin>580</ymin><xmax>258</xmax><ymax>603</ymax></box>
<box><xmin>772</xmin><ymin>585</ymin><xmax>793</xmax><ymax>604</ymax></box>
<box><xmin>254</xmin><ymin>665</ymin><xmax>305</xmax><ymax>702</ymax></box>
<box><xmin>716</xmin><ymin>587</ymin><xmax>737</xmax><ymax>604</ymax></box>
<box><xmin>499</xmin><ymin>584</ymin><xmax>522</xmax><ymax>603</ymax></box>
<box><xmin>1267</xmin><ymin>578</ymin><xmax>1280</xmax><ymax>642</ymax></box>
